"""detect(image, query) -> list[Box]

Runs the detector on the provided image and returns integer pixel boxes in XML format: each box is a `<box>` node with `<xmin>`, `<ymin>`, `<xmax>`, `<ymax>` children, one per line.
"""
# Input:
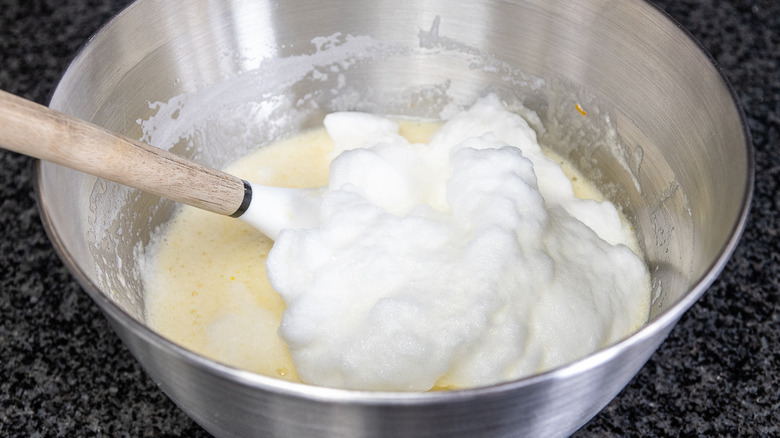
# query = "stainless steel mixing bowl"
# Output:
<box><xmin>36</xmin><ymin>0</ymin><xmax>752</xmax><ymax>436</ymax></box>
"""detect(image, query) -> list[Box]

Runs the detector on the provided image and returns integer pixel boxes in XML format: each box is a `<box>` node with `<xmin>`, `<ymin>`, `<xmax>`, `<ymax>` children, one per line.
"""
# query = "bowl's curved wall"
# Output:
<box><xmin>38</xmin><ymin>0</ymin><xmax>751</xmax><ymax>436</ymax></box>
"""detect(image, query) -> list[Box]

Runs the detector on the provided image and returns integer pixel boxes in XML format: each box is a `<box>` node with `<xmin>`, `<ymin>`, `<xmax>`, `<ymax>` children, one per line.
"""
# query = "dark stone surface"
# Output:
<box><xmin>0</xmin><ymin>0</ymin><xmax>777</xmax><ymax>436</ymax></box>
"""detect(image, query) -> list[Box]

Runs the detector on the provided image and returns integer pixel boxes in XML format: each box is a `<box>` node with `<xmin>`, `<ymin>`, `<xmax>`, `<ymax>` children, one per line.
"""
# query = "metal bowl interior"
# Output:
<box><xmin>36</xmin><ymin>0</ymin><xmax>752</xmax><ymax>437</ymax></box>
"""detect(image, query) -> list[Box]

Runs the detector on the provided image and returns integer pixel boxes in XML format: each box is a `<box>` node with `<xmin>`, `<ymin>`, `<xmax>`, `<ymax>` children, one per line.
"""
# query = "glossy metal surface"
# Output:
<box><xmin>37</xmin><ymin>0</ymin><xmax>752</xmax><ymax>436</ymax></box>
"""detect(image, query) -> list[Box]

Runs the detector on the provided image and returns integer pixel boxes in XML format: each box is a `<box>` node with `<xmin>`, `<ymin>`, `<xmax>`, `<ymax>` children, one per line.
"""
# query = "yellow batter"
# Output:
<box><xmin>143</xmin><ymin>121</ymin><xmax>608</xmax><ymax>383</ymax></box>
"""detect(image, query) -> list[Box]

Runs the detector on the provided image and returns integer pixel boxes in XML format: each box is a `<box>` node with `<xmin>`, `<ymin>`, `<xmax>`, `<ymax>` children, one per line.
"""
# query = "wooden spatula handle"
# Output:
<box><xmin>0</xmin><ymin>89</ymin><xmax>248</xmax><ymax>217</ymax></box>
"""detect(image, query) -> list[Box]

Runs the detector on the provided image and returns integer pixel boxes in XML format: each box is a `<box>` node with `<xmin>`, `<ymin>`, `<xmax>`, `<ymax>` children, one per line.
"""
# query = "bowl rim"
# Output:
<box><xmin>34</xmin><ymin>0</ymin><xmax>754</xmax><ymax>405</ymax></box>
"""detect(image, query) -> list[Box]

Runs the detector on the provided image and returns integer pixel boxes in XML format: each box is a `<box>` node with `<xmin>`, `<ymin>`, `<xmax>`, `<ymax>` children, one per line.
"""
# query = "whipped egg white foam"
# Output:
<box><xmin>266</xmin><ymin>95</ymin><xmax>650</xmax><ymax>391</ymax></box>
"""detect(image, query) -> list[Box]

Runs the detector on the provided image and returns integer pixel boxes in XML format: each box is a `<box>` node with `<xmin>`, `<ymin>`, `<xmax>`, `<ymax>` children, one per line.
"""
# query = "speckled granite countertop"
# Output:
<box><xmin>1</xmin><ymin>0</ymin><xmax>777</xmax><ymax>436</ymax></box>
